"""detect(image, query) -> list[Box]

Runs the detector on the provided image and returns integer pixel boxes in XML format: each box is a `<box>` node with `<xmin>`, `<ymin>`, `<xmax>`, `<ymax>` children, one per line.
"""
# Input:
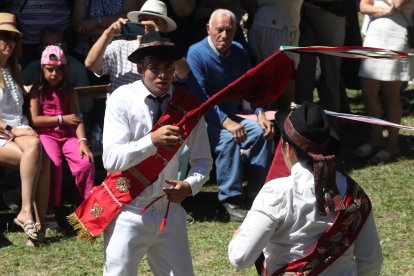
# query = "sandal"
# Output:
<box><xmin>370</xmin><ymin>150</ymin><xmax>397</xmax><ymax>164</ymax></box>
<box><xmin>354</xmin><ymin>144</ymin><xmax>380</xmax><ymax>158</ymax></box>
<box><xmin>26</xmin><ymin>238</ymin><xmax>37</xmax><ymax>247</ymax></box>
<box><xmin>26</xmin><ymin>223</ymin><xmax>45</xmax><ymax>247</ymax></box>
<box><xmin>13</xmin><ymin>218</ymin><xmax>38</xmax><ymax>240</ymax></box>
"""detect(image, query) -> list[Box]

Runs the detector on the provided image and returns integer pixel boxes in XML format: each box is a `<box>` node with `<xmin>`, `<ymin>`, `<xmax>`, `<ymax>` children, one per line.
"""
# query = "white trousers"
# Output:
<box><xmin>103</xmin><ymin>198</ymin><xmax>194</xmax><ymax>276</ymax></box>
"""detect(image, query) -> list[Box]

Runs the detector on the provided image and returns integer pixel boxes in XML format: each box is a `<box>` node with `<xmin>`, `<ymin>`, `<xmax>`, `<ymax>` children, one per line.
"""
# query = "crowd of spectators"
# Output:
<box><xmin>0</xmin><ymin>0</ymin><xmax>413</xmax><ymax>251</ymax></box>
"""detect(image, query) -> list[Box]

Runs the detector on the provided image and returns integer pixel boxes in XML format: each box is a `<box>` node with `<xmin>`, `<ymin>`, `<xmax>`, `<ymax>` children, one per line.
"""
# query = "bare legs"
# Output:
<box><xmin>360</xmin><ymin>77</ymin><xmax>383</xmax><ymax>148</ymax></box>
<box><xmin>360</xmin><ymin>77</ymin><xmax>402</xmax><ymax>155</ymax></box>
<box><xmin>33</xmin><ymin>151</ymin><xmax>50</xmax><ymax>227</ymax></box>
<box><xmin>0</xmin><ymin>135</ymin><xmax>49</xmax><ymax>231</ymax></box>
<box><xmin>381</xmin><ymin>81</ymin><xmax>403</xmax><ymax>154</ymax></box>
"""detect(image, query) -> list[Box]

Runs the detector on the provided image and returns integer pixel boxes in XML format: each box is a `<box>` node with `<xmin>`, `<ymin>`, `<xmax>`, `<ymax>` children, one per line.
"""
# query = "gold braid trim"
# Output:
<box><xmin>66</xmin><ymin>213</ymin><xmax>96</xmax><ymax>242</ymax></box>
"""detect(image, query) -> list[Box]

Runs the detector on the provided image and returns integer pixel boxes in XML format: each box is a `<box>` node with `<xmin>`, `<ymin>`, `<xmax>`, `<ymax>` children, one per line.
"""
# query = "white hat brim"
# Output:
<box><xmin>127</xmin><ymin>11</ymin><xmax>177</xmax><ymax>33</ymax></box>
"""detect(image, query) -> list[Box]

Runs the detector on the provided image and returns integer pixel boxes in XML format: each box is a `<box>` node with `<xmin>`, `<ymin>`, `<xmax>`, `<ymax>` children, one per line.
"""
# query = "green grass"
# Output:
<box><xmin>1</xmin><ymin>89</ymin><xmax>414</xmax><ymax>275</ymax></box>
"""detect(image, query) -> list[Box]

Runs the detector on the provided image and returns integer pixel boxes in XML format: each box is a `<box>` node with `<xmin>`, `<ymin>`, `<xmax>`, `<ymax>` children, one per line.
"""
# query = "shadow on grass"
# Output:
<box><xmin>182</xmin><ymin>191</ymin><xmax>230</xmax><ymax>222</ymax></box>
<box><xmin>336</xmin><ymin>89</ymin><xmax>414</xmax><ymax>173</ymax></box>
<box><xmin>0</xmin><ymin>232</ymin><xmax>12</xmax><ymax>248</ymax></box>
<box><xmin>338</xmin><ymin>123</ymin><xmax>410</xmax><ymax>171</ymax></box>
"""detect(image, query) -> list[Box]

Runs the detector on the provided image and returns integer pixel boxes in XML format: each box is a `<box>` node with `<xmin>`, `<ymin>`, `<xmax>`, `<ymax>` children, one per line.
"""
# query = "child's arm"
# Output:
<box><xmin>29</xmin><ymin>86</ymin><xmax>61</xmax><ymax>127</ymax></box>
<box><xmin>69</xmin><ymin>89</ymin><xmax>94</xmax><ymax>162</ymax></box>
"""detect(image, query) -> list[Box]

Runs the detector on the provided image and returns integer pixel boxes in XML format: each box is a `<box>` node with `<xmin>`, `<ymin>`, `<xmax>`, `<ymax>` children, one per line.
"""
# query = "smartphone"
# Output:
<box><xmin>121</xmin><ymin>22</ymin><xmax>145</xmax><ymax>37</ymax></box>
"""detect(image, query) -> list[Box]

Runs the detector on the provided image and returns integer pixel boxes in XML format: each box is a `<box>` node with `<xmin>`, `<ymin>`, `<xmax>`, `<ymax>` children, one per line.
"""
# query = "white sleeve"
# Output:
<box><xmin>102</xmin><ymin>90</ymin><xmax>157</xmax><ymax>172</ymax></box>
<box><xmin>354</xmin><ymin>212</ymin><xmax>383</xmax><ymax>276</ymax></box>
<box><xmin>228</xmin><ymin>183</ymin><xmax>288</xmax><ymax>270</ymax></box>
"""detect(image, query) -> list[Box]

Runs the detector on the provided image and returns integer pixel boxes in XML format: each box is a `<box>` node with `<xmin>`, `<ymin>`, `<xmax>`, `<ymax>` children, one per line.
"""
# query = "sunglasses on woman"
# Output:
<box><xmin>0</xmin><ymin>31</ymin><xmax>18</xmax><ymax>42</ymax></box>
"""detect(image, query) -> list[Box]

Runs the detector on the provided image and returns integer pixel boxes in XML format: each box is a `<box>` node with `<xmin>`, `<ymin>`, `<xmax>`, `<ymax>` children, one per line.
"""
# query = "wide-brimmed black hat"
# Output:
<box><xmin>275</xmin><ymin>102</ymin><xmax>339</xmax><ymax>157</ymax></box>
<box><xmin>128</xmin><ymin>32</ymin><xmax>184</xmax><ymax>64</ymax></box>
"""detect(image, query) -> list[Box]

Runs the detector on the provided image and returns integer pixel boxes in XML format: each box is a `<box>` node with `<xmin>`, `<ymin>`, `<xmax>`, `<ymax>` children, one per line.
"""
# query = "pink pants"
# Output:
<box><xmin>40</xmin><ymin>134</ymin><xmax>95</xmax><ymax>207</ymax></box>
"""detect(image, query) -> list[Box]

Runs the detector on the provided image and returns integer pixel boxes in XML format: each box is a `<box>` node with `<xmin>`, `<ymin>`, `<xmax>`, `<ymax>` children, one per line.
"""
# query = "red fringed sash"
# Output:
<box><xmin>67</xmin><ymin>86</ymin><xmax>202</xmax><ymax>240</ymax></box>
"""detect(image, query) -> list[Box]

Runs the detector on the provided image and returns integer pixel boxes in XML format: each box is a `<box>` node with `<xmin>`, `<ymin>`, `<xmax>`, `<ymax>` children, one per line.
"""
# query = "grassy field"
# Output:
<box><xmin>1</xmin><ymin>88</ymin><xmax>414</xmax><ymax>275</ymax></box>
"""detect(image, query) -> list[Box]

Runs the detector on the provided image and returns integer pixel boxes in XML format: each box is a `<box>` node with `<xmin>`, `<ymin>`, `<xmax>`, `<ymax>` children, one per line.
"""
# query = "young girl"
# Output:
<box><xmin>29</xmin><ymin>45</ymin><xmax>95</xmax><ymax>227</ymax></box>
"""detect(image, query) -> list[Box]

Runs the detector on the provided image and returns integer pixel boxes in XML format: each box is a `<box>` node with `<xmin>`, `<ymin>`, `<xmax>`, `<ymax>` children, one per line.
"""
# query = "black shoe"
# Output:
<box><xmin>186</xmin><ymin>214</ymin><xmax>194</xmax><ymax>223</ymax></box>
<box><xmin>223</xmin><ymin>203</ymin><xmax>248</xmax><ymax>222</ymax></box>
<box><xmin>1</xmin><ymin>188</ymin><xmax>20</xmax><ymax>212</ymax></box>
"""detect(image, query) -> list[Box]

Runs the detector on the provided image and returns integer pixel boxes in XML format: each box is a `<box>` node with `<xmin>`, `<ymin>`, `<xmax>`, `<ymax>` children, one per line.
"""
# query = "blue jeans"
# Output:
<box><xmin>207</xmin><ymin>119</ymin><xmax>272</xmax><ymax>202</ymax></box>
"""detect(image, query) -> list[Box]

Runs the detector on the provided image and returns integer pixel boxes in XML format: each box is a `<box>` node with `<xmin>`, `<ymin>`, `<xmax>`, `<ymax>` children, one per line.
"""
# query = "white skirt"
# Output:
<box><xmin>359</xmin><ymin>16</ymin><xmax>414</xmax><ymax>81</ymax></box>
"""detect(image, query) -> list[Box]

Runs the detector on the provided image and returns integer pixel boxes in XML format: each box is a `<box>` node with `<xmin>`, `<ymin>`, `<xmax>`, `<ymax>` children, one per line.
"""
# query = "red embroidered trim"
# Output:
<box><xmin>266</xmin><ymin>177</ymin><xmax>372</xmax><ymax>276</ymax></box>
<box><xmin>72</xmin><ymin>86</ymin><xmax>201</xmax><ymax>237</ymax></box>
<box><xmin>283</xmin><ymin>115</ymin><xmax>330</xmax><ymax>154</ymax></box>
<box><xmin>140</xmin><ymin>41</ymin><xmax>175</xmax><ymax>49</ymax></box>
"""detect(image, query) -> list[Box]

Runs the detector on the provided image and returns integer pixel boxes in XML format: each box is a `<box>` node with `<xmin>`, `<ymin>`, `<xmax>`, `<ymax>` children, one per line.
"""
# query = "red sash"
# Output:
<box><xmin>67</xmin><ymin>86</ymin><xmax>202</xmax><ymax>240</ymax></box>
<box><xmin>263</xmin><ymin>177</ymin><xmax>372</xmax><ymax>276</ymax></box>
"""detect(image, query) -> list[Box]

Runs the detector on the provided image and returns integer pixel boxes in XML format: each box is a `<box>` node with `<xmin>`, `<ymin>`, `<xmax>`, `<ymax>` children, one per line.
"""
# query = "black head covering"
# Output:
<box><xmin>275</xmin><ymin>102</ymin><xmax>343</xmax><ymax>215</ymax></box>
<box><xmin>128</xmin><ymin>32</ymin><xmax>184</xmax><ymax>64</ymax></box>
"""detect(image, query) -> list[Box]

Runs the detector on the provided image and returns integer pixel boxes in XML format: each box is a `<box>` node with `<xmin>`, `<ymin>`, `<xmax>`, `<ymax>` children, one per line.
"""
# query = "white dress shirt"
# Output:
<box><xmin>228</xmin><ymin>161</ymin><xmax>383</xmax><ymax>275</ymax></box>
<box><xmin>102</xmin><ymin>80</ymin><xmax>213</xmax><ymax>207</ymax></box>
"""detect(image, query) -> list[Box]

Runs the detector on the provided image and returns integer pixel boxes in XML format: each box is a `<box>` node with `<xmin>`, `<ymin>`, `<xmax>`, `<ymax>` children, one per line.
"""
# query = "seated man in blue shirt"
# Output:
<box><xmin>186</xmin><ymin>9</ymin><xmax>274</xmax><ymax>222</ymax></box>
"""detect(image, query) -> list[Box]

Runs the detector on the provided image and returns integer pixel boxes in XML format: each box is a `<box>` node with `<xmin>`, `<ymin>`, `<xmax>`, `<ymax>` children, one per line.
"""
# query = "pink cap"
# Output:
<box><xmin>41</xmin><ymin>45</ymin><xmax>66</xmax><ymax>66</ymax></box>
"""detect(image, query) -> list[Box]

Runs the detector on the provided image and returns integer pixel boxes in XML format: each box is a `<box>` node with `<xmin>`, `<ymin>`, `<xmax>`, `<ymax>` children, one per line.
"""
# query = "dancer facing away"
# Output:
<box><xmin>229</xmin><ymin>102</ymin><xmax>383</xmax><ymax>275</ymax></box>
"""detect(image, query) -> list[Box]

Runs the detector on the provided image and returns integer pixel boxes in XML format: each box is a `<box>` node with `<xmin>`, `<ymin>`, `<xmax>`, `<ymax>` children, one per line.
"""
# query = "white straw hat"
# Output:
<box><xmin>127</xmin><ymin>0</ymin><xmax>177</xmax><ymax>32</ymax></box>
<box><xmin>0</xmin><ymin>13</ymin><xmax>22</xmax><ymax>37</ymax></box>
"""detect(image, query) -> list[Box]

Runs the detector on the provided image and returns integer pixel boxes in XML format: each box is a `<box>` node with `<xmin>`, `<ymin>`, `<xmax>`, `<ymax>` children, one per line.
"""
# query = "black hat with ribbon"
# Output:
<box><xmin>128</xmin><ymin>31</ymin><xmax>184</xmax><ymax>64</ymax></box>
<box><xmin>275</xmin><ymin>102</ymin><xmax>339</xmax><ymax>156</ymax></box>
<box><xmin>275</xmin><ymin>102</ymin><xmax>343</xmax><ymax>215</ymax></box>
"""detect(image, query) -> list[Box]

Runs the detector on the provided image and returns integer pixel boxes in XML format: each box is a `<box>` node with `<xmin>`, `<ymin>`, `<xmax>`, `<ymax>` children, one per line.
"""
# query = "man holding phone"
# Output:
<box><xmin>85</xmin><ymin>0</ymin><xmax>189</xmax><ymax>95</ymax></box>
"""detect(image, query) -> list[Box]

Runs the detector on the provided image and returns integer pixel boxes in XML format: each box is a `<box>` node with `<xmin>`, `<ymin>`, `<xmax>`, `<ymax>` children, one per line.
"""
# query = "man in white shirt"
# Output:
<box><xmin>99</xmin><ymin>31</ymin><xmax>212</xmax><ymax>275</ymax></box>
<box><xmin>228</xmin><ymin>102</ymin><xmax>383</xmax><ymax>275</ymax></box>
